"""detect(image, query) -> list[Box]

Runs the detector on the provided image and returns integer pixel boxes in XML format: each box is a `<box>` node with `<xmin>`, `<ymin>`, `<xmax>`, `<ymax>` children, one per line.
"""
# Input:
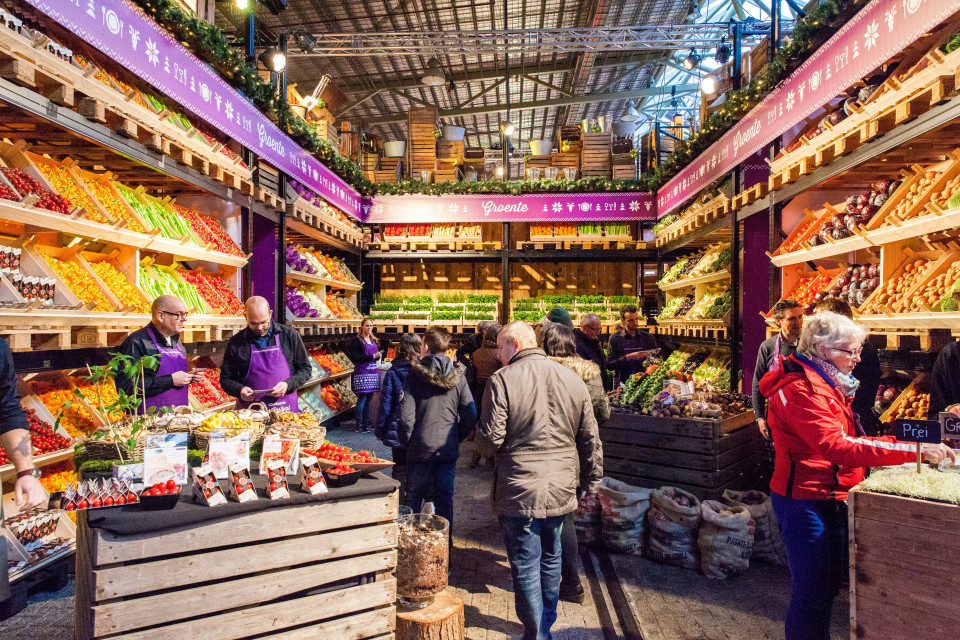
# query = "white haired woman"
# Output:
<box><xmin>759</xmin><ymin>311</ymin><xmax>954</xmax><ymax>640</ymax></box>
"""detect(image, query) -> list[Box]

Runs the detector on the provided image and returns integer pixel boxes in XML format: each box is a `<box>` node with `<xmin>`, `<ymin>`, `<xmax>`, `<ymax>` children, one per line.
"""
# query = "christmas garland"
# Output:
<box><xmin>643</xmin><ymin>0</ymin><xmax>865</xmax><ymax>192</ymax></box>
<box><xmin>372</xmin><ymin>176</ymin><xmax>648</xmax><ymax>196</ymax></box>
<box><xmin>131</xmin><ymin>0</ymin><xmax>375</xmax><ymax>195</ymax></box>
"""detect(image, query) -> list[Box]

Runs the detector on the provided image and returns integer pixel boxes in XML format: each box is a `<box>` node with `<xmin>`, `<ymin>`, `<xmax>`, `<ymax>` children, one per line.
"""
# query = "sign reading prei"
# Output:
<box><xmin>657</xmin><ymin>0</ymin><xmax>960</xmax><ymax>217</ymax></box>
<box><xmin>26</xmin><ymin>0</ymin><xmax>361</xmax><ymax>218</ymax></box>
<box><xmin>362</xmin><ymin>192</ymin><xmax>656</xmax><ymax>223</ymax></box>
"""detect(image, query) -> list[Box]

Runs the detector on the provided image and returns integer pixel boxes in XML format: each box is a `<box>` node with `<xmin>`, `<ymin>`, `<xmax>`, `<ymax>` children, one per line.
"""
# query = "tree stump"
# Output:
<box><xmin>395</xmin><ymin>590</ymin><xmax>465</xmax><ymax>640</ymax></box>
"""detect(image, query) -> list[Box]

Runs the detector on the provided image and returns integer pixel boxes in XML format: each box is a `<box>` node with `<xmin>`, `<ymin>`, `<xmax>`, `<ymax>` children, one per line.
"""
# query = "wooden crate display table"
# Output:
<box><xmin>600</xmin><ymin>410</ymin><xmax>760</xmax><ymax>500</ymax></box>
<box><xmin>75</xmin><ymin>474</ymin><xmax>400</xmax><ymax>640</ymax></box>
<box><xmin>848</xmin><ymin>488</ymin><xmax>960</xmax><ymax>639</ymax></box>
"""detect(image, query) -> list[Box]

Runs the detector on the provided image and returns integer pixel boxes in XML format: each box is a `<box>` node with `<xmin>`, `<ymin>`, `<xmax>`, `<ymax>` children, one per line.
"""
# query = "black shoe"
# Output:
<box><xmin>559</xmin><ymin>583</ymin><xmax>585</xmax><ymax>604</ymax></box>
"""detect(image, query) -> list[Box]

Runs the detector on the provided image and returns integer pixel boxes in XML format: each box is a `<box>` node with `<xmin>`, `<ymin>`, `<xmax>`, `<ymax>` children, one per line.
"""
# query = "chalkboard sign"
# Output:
<box><xmin>939</xmin><ymin>412</ymin><xmax>960</xmax><ymax>437</ymax></box>
<box><xmin>895</xmin><ymin>418</ymin><xmax>941</xmax><ymax>444</ymax></box>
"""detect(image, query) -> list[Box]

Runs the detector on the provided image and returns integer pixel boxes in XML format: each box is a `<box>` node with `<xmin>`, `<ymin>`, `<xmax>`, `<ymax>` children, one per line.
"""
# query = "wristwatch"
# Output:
<box><xmin>16</xmin><ymin>468</ymin><xmax>41</xmax><ymax>480</ymax></box>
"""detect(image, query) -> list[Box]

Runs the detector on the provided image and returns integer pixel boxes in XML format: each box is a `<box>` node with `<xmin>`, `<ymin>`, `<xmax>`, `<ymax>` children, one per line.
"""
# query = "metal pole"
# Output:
<box><xmin>280</xmin><ymin>31</ymin><xmax>288</xmax><ymax>105</ymax></box>
<box><xmin>731</xmin><ymin>167</ymin><xmax>742</xmax><ymax>391</ymax></box>
<box><xmin>503</xmin><ymin>0</ymin><xmax>510</xmax><ymax>181</ymax></box>
<box><xmin>246</xmin><ymin>12</ymin><xmax>256</xmax><ymax>67</ymax></box>
<box><xmin>501</xmin><ymin>223</ymin><xmax>511</xmax><ymax>324</ymax></box>
<box><xmin>732</xmin><ymin>22</ymin><xmax>743</xmax><ymax>90</ymax></box>
<box><xmin>770</xmin><ymin>0</ymin><xmax>781</xmax><ymax>55</ymax></box>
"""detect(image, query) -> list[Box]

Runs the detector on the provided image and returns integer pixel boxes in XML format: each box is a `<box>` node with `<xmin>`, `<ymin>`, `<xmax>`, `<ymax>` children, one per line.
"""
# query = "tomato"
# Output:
<box><xmin>166</xmin><ymin>479</ymin><xmax>177</xmax><ymax>491</ymax></box>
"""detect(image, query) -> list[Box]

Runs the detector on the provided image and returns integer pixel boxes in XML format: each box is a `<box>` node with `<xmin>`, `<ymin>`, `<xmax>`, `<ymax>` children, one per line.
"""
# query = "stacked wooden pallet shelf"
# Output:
<box><xmin>580</xmin><ymin>131</ymin><xmax>612</xmax><ymax>178</ymax></box>
<box><xmin>407</xmin><ymin>107</ymin><xmax>438</xmax><ymax>181</ymax></box>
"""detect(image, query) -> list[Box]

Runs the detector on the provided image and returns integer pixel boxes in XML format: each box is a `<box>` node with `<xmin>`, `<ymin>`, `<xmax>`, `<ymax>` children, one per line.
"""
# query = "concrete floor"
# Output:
<box><xmin>1</xmin><ymin>418</ymin><xmax>850</xmax><ymax>640</ymax></box>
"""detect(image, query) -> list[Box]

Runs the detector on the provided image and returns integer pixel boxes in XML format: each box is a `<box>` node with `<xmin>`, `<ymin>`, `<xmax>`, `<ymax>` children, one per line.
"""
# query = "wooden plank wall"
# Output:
<box><xmin>379</xmin><ymin>262</ymin><xmax>503</xmax><ymax>298</ymax></box>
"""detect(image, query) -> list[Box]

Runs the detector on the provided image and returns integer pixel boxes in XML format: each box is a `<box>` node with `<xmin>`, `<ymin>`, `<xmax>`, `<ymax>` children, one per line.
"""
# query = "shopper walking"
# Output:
<box><xmin>759</xmin><ymin>312</ymin><xmax>954</xmax><ymax>640</ymax></box>
<box><xmin>539</xmin><ymin>322</ymin><xmax>609</xmax><ymax>605</ymax></box>
<box><xmin>346</xmin><ymin>318</ymin><xmax>384</xmax><ymax>433</ymax></box>
<box><xmin>574</xmin><ymin>312</ymin><xmax>609</xmax><ymax>390</ymax></box>
<box><xmin>456</xmin><ymin>320</ymin><xmax>492</xmax><ymax>367</ymax></box>
<box><xmin>478</xmin><ymin>321</ymin><xmax>602</xmax><ymax>640</ymax></box>
<box><xmin>398</xmin><ymin>326</ymin><xmax>477</xmax><ymax>534</ymax></box>
<box><xmin>374</xmin><ymin>333</ymin><xmax>421</xmax><ymax>499</ymax></box>
<box><xmin>814</xmin><ymin>298</ymin><xmax>882</xmax><ymax>436</ymax></box>
<box><xmin>605</xmin><ymin>304</ymin><xmax>657</xmax><ymax>387</ymax></box>
<box><xmin>471</xmin><ymin>322</ymin><xmax>502</xmax><ymax>415</ymax></box>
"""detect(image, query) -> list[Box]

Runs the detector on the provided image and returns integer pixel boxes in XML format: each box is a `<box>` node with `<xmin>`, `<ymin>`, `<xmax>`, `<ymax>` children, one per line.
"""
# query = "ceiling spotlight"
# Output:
<box><xmin>496</xmin><ymin>166</ymin><xmax>505</xmax><ymax>177</ymax></box>
<box><xmin>421</xmin><ymin>57</ymin><xmax>446</xmax><ymax>87</ymax></box>
<box><xmin>500</xmin><ymin>120</ymin><xmax>516</xmax><ymax>137</ymax></box>
<box><xmin>701</xmin><ymin>74</ymin><xmax>720</xmax><ymax>96</ymax></box>
<box><xmin>620</xmin><ymin>101</ymin><xmax>641</xmax><ymax>122</ymax></box>
<box><xmin>293</xmin><ymin>31</ymin><xmax>316</xmax><ymax>54</ymax></box>
<box><xmin>234</xmin><ymin>0</ymin><xmax>249</xmax><ymax>9</ymax></box>
<box><xmin>715</xmin><ymin>37</ymin><xmax>731</xmax><ymax>65</ymax></box>
<box><xmin>682</xmin><ymin>49</ymin><xmax>701</xmax><ymax>71</ymax></box>
<box><xmin>259</xmin><ymin>47</ymin><xmax>286</xmax><ymax>72</ymax></box>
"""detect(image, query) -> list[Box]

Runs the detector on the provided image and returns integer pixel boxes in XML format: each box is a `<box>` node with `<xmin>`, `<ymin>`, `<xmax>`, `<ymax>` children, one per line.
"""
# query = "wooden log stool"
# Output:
<box><xmin>396</xmin><ymin>590</ymin><xmax>464</xmax><ymax>640</ymax></box>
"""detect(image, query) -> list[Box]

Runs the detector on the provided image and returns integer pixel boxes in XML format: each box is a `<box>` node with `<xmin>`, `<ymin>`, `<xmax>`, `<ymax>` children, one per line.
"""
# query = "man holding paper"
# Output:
<box><xmin>221</xmin><ymin>296</ymin><xmax>312</xmax><ymax>412</ymax></box>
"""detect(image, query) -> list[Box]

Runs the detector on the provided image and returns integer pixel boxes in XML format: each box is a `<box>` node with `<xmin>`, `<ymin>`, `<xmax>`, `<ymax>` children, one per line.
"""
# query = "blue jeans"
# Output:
<box><xmin>499</xmin><ymin>515</ymin><xmax>564</xmax><ymax>640</ymax></box>
<box><xmin>771</xmin><ymin>492</ymin><xmax>847</xmax><ymax>640</ymax></box>
<box><xmin>354</xmin><ymin>392</ymin><xmax>374</xmax><ymax>429</ymax></box>
<box><xmin>405</xmin><ymin>460</ymin><xmax>456</xmax><ymax>533</ymax></box>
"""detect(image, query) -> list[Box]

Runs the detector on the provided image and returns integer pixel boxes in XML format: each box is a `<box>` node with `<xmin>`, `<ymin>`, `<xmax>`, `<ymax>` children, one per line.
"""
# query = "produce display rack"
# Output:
<box><xmin>286</xmin><ymin>197</ymin><xmax>364</xmax><ymax>249</ymax></box>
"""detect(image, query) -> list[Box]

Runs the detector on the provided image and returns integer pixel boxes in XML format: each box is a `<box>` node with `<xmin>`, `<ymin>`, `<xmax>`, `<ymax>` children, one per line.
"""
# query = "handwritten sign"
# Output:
<box><xmin>657</xmin><ymin>0</ymin><xmax>960</xmax><ymax>217</ymax></box>
<box><xmin>894</xmin><ymin>418</ymin><xmax>941</xmax><ymax>444</ymax></box>
<box><xmin>25</xmin><ymin>0</ymin><xmax>361</xmax><ymax>218</ymax></box>
<box><xmin>362</xmin><ymin>192</ymin><xmax>656</xmax><ymax>223</ymax></box>
<box><xmin>939</xmin><ymin>412</ymin><xmax>960</xmax><ymax>437</ymax></box>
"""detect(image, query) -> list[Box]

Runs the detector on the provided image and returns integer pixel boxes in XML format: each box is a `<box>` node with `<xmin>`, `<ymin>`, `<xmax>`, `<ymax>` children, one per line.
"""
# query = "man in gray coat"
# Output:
<box><xmin>477</xmin><ymin>321</ymin><xmax>602</xmax><ymax>640</ymax></box>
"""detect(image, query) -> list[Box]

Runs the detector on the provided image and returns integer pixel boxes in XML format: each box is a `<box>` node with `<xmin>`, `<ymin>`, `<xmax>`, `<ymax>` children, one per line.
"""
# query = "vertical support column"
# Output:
<box><xmin>241</xmin><ymin>205</ymin><xmax>253</xmax><ymax>301</ymax></box>
<box><xmin>251</xmin><ymin>212</ymin><xmax>278</xmax><ymax>314</ymax></box>
<box><xmin>501</xmin><ymin>223</ymin><xmax>511</xmax><ymax>325</ymax></box>
<box><xmin>743</xmin><ymin>210</ymin><xmax>771</xmax><ymax>396</ymax></box>
<box><xmin>731</xmin><ymin>169</ymin><xmax>742</xmax><ymax>392</ymax></box>
<box><xmin>276</xmin><ymin>211</ymin><xmax>286</xmax><ymax>322</ymax></box>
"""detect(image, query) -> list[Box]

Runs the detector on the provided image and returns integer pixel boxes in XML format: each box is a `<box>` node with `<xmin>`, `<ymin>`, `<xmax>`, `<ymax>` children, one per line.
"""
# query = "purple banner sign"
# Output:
<box><xmin>26</xmin><ymin>0</ymin><xmax>361</xmax><ymax>218</ymax></box>
<box><xmin>362</xmin><ymin>192</ymin><xmax>656</xmax><ymax>223</ymax></box>
<box><xmin>657</xmin><ymin>0</ymin><xmax>960</xmax><ymax>217</ymax></box>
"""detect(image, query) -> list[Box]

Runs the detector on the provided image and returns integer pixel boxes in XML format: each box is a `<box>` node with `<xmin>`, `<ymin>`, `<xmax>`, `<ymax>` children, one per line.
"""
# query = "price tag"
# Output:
<box><xmin>939</xmin><ymin>412</ymin><xmax>960</xmax><ymax>437</ymax></box>
<box><xmin>894</xmin><ymin>419</ymin><xmax>941</xmax><ymax>444</ymax></box>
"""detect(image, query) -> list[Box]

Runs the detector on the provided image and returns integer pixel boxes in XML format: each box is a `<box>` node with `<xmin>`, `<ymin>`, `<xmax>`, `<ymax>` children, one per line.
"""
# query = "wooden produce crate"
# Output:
<box><xmin>438</xmin><ymin>140</ymin><xmax>464</xmax><ymax>164</ymax></box>
<box><xmin>848</xmin><ymin>489</ymin><xmax>960</xmax><ymax>639</ymax></box>
<box><xmin>407</xmin><ymin>107</ymin><xmax>438</xmax><ymax>179</ymax></box>
<box><xmin>25</xmin><ymin>241</ymin><xmax>117</xmax><ymax>311</ymax></box>
<box><xmin>580</xmin><ymin>131</ymin><xmax>612</xmax><ymax>178</ymax></box>
<box><xmin>601</xmin><ymin>410</ymin><xmax>761</xmax><ymax>500</ymax></box>
<box><xmin>858</xmin><ymin>244</ymin><xmax>949</xmax><ymax>316</ymax></box>
<box><xmin>74</xmin><ymin>482</ymin><xmax>399</xmax><ymax>639</ymax></box>
<box><xmin>80</xmin><ymin>248</ymin><xmax>151</xmax><ymax>314</ymax></box>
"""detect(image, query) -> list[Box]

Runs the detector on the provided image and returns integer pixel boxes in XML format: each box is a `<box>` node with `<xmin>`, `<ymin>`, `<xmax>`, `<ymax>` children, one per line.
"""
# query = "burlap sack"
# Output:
<box><xmin>645</xmin><ymin>486</ymin><xmax>701</xmax><ymax>569</ymax></box>
<box><xmin>574</xmin><ymin>491</ymin><xmax>602</xmax><ymax>546</ymax></box>
<box><xmin>597</xmin><ymin>477</ymin><xmax>653</xmax><ymax>555</ymax></box>
<box><xmin>698</xmin><ymin>500</ymin><xmax>755</xmax><ymax>579</ymax></box>
<box><xmin>722</xmin><ymin>489</ymin><xmax>787</xmax><ymax>565</ymax></box>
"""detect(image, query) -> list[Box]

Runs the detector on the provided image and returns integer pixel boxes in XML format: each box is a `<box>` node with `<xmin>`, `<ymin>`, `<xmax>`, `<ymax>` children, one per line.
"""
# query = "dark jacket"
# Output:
<box><xmin>477</xmin><ymin>348</ymin><xmax>602</xmax><ymax>518</ymax></box>
<box><xmin>398</xmin><ymin>354</ymin><xmax>477</xmax><ymax>462</ymax></box>
<box><xmin>0</xmin><ymin>337</ymin><xmax>26</xmax><ymax>435</ymax></box>
<box><xmin>115</xmin><ymin>324</ymin><xmax>182</xmax><ymax>401</ymax></box>
<box><xmin>605</xmin><ymin>329</ymin><xmax>657</xmax><ymax>386</ymax></box>
<box><xmin>851</xmin><ymin>342</ymin><xmax>882</xmax><ymax>436</ymax></box>
<box><xmin>751</xmin><ymin>333</ymin><xmax>798</xmax><ymax>421</ymax></box>
<box><xmin>760</xmin><ymin>354</ymin><xmax>914</xmax><ymax>501</ymax></box>
<box><xmin>220</xmin><ymin>323</ymin><xmax>312</xmax><ymax>398</ymax></box>
<box><xmin>574</xmin><ymin>328</ymin><xmax>609</xmax><ymax>390</ymax></box>
<box><xmin>931</xmin><ymin>341</ymin><xmax>960</xmax><ymax>415</ymax></box>
<box><xmin>345</xmin><ymin>334</ymin><xmax>385</xmax><ymax>365</ymax></box>
<box><xmin>471</xmin><ymin>340</ymin><xmax>502</xmax><ymax>414</ymax></box>
<box><xmin>456</xmin><ymin>332</ymin><xmax>484</xmax><ymax>367</ymax></box>
<box><xmin>374</xmin><ymin>359</ymin><xmax>415</xmax><ymax>448</ymax></box>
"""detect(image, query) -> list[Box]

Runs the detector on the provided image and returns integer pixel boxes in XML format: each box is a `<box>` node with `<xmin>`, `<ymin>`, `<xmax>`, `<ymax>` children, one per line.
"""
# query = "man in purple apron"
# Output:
<box><xmin>116</xmin><ymin>295</ymin><xmax>198</xmax><ymax>414</ymax></box>
<box><xmin>220</xmin><ymin>296</ymin><xmax>312</xmax><ymax>412</ymax></box>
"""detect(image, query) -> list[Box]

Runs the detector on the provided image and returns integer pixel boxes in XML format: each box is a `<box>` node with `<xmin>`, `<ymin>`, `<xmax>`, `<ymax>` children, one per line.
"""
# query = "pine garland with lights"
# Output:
<box><xmin>641</xmin><ymin>0</ymin><xmax>862</xmax><ymax>192</ymax></box>
<box><xmin>372</xmin><ymin>176</ymin><xmax>648</xmax><ymax>196</ymax></box>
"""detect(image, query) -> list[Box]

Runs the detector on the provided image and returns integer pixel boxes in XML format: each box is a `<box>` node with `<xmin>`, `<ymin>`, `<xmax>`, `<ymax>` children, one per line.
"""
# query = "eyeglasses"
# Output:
<box><xmin>831</xmin><ymin>346</ymin><xmax>862</xmax><ymax>358</ymax></box>
<box><xmin>583</xmin><ymin>325</ymin><xmax>602</xmax><ymax>333</ymax></box>
<box><xmin>159</xmin><ymin>310</ymin><xmax>188</xmax><ymax>320</ymax></box>
<box><xmin>248</xmin><ymin>319</ymin><xmax>271</xmax><ymax>328</ymax></box>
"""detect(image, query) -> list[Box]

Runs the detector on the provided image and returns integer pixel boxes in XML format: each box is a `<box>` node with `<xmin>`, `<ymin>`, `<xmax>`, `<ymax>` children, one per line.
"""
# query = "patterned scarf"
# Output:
<box><xmin>804</xmin><ymin>353</ymin><xmax>860</xmax><ymax>398</ymax></box>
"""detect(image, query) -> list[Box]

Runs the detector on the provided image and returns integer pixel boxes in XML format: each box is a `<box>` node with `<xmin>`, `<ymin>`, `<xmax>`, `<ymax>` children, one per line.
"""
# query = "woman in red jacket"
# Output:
<box><xmin>759</xmin><ymin>311</ymin><xmax>954</xmax><ymax>640</ymax></box>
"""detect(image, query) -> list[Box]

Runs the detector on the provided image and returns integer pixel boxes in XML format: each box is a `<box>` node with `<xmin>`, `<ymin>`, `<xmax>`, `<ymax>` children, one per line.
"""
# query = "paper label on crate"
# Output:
<box><xmin>207</xmin><ymin>434</ymin><xmax>250</xmax><ymax>480</ymax></box>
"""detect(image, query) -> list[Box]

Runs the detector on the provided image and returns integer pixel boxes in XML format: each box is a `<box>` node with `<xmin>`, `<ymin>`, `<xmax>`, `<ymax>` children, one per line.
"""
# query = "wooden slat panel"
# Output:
<box><xmin>93</xmin><ymin>492</ymin><xmax>398</xmax><ymax>564</ymax></box>
<box><xmin>259</xmin><ymin>608</ymin><xmax>395</xmax><ymax>640</ymax></box>
<box><xmin>92</xmin><ymin>550</ymin><xmax>396</xmax><ymax>636</ymax></box>
<box><xmin>93</xmin><ymin>523</ymin><xmax>398</xmax><ymax>599</ymax></box>
<box><xmin>118</xmin><ymin>579</ymin><xmax>396</xmax><ymax>640</ymax></box>
<box><xmin>853</xmin><ymin>593</ymin><xmax>957</xmax><ymax>639</ymax></box>
<box><xmin>603</xmin><ymin>452</ymin><xmax>760</xmax><ymax>487</ymax></box>
<box><xmin>852</xmin><ymin>489</ymin><xmax>960</xmax><ymax>532</ymax></box>
<box><xmin>603</xmin><ymin>437</ymin><xmax>759</xmax><ymax>471</ymax></box>
<box><xmin>604</xmin><ymin>412</ymin><xmax>720</xmax><ymax>439</ymax></box>
<box><xmin>600</xmin><ymin>421</ymin><xmax>759</xmax><ymax>454</ymax></box>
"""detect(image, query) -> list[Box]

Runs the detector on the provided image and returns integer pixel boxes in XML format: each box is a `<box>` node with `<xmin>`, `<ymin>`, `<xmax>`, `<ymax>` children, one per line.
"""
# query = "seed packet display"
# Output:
<box><xmin>207</xmin><ymin>433</ymin><xmax>251</xmax><ymax>479</ymax></box>
<box><xmin>298</xmin><ymin>455</ymin><xmax>328</xmax><ymax>495</ymax></box>
<box><xmin>259</xmin><ymin>435</ymin><xmax>300</xmax><ymax>476</ymax></box>
<box><xmin>227</xmin><ymin>463</ymin><xmax>258</xmax><ymax>503</ymax></box>
<box><xmin>265</xmin><ymin>460</ymin><xmax>290</xmax><ymax>500</ymax></box>
<box><xmin>192</xmin><ymin>464</ymin><xmax>227</xmax><ymax>507</ymax></box>
<box><xmin>62</xmin><ymin>478</ymin><xmax>137</xmax><ymax>511</ymax></box>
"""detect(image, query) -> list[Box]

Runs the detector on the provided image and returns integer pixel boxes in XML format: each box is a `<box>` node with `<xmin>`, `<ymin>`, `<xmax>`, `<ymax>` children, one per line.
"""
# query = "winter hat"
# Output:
<box><xmin>546</xmin><ymin>305</ymin><xmax>573</xmax><ymax>328</ymax></box>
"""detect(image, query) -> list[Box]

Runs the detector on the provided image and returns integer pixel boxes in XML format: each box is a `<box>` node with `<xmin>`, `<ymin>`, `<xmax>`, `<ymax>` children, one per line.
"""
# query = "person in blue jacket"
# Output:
<box><xmin>374</xmin><ymin>333</ymin><xmax>422</xmax><ymax>498</ymax></box>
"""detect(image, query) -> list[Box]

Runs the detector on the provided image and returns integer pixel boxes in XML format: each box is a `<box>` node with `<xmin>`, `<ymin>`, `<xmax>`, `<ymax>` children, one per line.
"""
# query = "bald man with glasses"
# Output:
<box><xmin>116</xmin><ymin>295</ymin><xmax>201</xmax><ymax>413</ymax></box>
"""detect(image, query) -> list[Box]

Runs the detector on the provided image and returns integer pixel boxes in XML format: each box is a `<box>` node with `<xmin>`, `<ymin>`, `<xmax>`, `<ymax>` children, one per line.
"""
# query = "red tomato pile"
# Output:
<box><xmin>141</xmin><ymin>479</ymin><xmax>179</xmax><ymax>496</ymax></box>
<box><xmin>2</xmin><ymin>168</ymin><xmax>71</xmax><ymax>214</ymax></box>
<box><xmin>190</xmin><ymin>379</ymin><xmax>219</xmax><ymax>407</ymax></box>
<box><xmin>26</xmin><ymin>408</ymin><xmax>70</xmax><ymax>455</ymax></box>
<box><xmin>266</xmin><ymin>465</ymin><xmax>287</xmax><ymax>492</ymax></box>
<box><xmin>203</xmin><ymin>369</ymin><xmax>231</xmax><ymax>404</ymax></box>
<box><xmin>0</xmin><ymin>182</ymin><xmax>19</xmax><ymax>201</ymax></box>
<box><xmin>176</xmin><ymin>207</ymin><xmax>244</xmax><ymax>257</ymax></box>
<box><xmin>309</xmin><ymin>442</ymin><xmax>381</xmax><ymax>465</ymax></box>
<box><xmin>327</xmin><ymin>462</ymin><xmax>357</xmax><ymax>475</ymax></box>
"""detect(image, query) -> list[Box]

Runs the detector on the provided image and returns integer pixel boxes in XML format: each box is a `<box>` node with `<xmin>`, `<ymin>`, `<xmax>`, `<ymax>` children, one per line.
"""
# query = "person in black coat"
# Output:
<box><xmin>815</xmin><ymin>299</ymin><xmax>882</xmax><ymax>435</ymax></box>
<box><xmin>374</xmin><ymin>333</ymin><xmax>421</xmax><ymax>498</ymax></box>
<box><xmin>930</xmin><ymin>341</ymin><xmax>960</xmax><ymax>415</ymax></box>
<box><xmin>574</xmin><ymin>313</ymin><xmax>609</xmax><ymax>390</ymax></box>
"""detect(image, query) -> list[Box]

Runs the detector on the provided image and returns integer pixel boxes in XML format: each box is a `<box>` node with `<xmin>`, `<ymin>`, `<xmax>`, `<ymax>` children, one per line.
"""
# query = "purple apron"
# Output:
<box><xmin>142</xmin><ymin>326</ymin><xmax>189</xmax><ymax>414</ymax></box>
<box><xmin>351</xmin><ymin>338</ymin><xmax>381</xmax><ymax>394</ymax></box>
<box><xmin>238</xmin><ymin>333</ymin><xmax>299</xmax><ymax>412</ymax></box>
<box><xmin>768</xmin><ymin>334</ymin><xmax>783</xmax><ymax>373</ymax></box>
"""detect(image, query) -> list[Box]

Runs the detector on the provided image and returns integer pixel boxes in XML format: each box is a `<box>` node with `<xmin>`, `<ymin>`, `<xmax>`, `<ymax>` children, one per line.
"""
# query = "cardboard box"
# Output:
<box><xmin>227</xmin><ymin>463</ymin><xmax>258</xmax><ymax>503</ymax></box>
<box><xmin>298</xmin><ymin>455</ymin><xmax>328</xmax><ymax>496</ymax></box>
<box><xmin>192</xmin><ymin>465</ymin><xmax>227</xmax><ymax>507</ymax></box>
<box><xmin>265</xmin><ymin>460</ymin><xmax>290</xmax><ymax>500</ymax></box>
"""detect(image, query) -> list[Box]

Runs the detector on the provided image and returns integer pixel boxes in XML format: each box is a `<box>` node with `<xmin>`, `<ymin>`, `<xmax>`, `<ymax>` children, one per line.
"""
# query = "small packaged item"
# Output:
<box><xmin>298</xmin><ymin>455</ymin><xmax>328</xmax><ymax>495</ymax></box>
<box><xmin>192</xmin><ymin>464</ymin><xmax>227</xmax><ymax>507</ymax></box>
<box><xmin>227</xmin><ymin>463</ymin><xmax>258</xmax><ymax>502</ymax></box>
<box><xmin>265</xmin><ymin>459</ymin><xmax>289</xmax><ymax>500</ymax></box>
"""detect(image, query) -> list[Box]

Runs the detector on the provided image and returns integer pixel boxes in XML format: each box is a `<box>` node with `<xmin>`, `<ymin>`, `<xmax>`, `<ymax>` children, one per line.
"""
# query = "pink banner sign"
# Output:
<box><xmin>362</xmin><ymin>192</ymin><xmax>656</xmax><ymax>223</ymax></box>
<box><xmin>657</xmin><ymin>0</ymin><xmax>960</xmax><ymax>217</ymax></box>
<box><xmin>26</xmin><ymin>0</ymin><xmax>361</xmax><ymax>218</ymax></box>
